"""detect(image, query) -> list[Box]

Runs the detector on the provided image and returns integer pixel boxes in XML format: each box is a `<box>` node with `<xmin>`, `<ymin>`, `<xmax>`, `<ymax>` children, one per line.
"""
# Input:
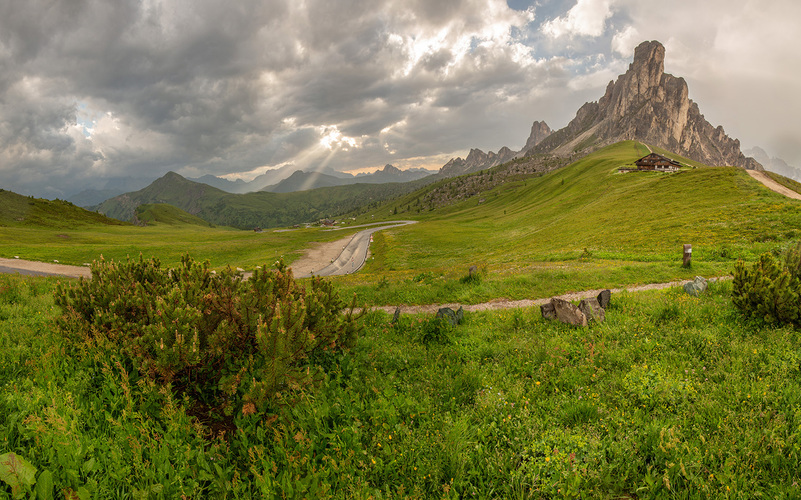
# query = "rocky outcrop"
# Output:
<box><xmin>522</xmin><ymin>121</ymin><xmax>552</xmax><ymax>153</ymax></box>
<box><xmin>532</xmin><ymin>40</ymin><xmax>762</xmax><ymax>170</ymax></box>
<box><xmin>439</xmin><ymin>146</ymin><xmax>517</xmax><ymax>177</ymax></box>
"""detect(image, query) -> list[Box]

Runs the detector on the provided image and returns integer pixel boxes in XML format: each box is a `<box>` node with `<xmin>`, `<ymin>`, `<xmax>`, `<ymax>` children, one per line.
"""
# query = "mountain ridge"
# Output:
<box><xmin>525</xmin><ymin>40</ymin><xmax>761</xmax><ymax>169</ymax></box>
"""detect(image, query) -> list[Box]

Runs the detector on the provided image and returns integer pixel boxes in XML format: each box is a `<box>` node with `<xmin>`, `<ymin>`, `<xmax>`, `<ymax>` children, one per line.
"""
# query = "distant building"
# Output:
<box><xmin>634</xmin><ymin>153</ymin><xmax>682</xmax><ymax>172</ymax></box>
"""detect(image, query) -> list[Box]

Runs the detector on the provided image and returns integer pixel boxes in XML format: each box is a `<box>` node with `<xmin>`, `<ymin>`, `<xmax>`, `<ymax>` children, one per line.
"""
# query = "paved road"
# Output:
<box><xmin>301</xmin><ymin>220</ymin><xmax>417</xmax><ymax>278</ymax></box>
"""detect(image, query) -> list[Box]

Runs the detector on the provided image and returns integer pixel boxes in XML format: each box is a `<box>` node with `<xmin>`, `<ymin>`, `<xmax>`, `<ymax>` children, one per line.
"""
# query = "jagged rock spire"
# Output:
<box><xmin>531</xmin><ymin>40</ymin><xmax>761</xmax><ymax>170</ymax></box>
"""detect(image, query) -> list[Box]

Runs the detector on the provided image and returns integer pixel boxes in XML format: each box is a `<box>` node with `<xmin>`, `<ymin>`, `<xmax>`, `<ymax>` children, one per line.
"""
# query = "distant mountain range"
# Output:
<box><xmin>66</xmin><ymin>163</ymin><xmax>436</xmax><ymax>207</ymax></box>
<box><xmin>745</xmin><ymin>147</ymin><xmax>801</xmax><ymax>181</ymax></box>
<box><xmin>93</xmin><ymin>171</ymin><xmax>435</xmax><ymax>229</ymax></box>
<box><xmin>262</xmin><ymin>164</ymin><xmax>435</xmax><ymax>193</ymax></box>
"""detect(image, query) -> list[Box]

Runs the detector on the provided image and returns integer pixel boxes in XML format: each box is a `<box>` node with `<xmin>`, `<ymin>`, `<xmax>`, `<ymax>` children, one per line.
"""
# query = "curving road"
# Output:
<box><xmin>299</xmin><ymin>220</ymin><xmax>416</xmax><ymax>278</ymax></box>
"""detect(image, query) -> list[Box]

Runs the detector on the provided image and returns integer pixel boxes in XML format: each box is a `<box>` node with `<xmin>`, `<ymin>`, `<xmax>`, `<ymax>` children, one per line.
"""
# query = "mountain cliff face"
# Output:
<box><xmin>530</xmin><ymin>40</ymin><xmax>761</xmax><ymax>169</ymax></box>
<box><xmin>439</xmin><ymin>146</ymin><xmax>517</xmax><ymax>177</ymax></box>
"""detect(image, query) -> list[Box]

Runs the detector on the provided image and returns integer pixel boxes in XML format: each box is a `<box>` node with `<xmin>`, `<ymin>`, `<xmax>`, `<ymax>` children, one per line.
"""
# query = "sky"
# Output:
<box><xmin>1</xmin><ymin>0</ymin><xmax>799</xmax><ymax>199</ymax></box>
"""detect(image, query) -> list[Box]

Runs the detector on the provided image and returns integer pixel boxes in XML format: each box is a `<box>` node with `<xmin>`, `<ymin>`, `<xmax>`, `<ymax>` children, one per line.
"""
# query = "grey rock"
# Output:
<box><xmin>551</xmin><ymin>298</ymin><xmax>588</xmax><ymax>327</ymax></box>
<box><xmin>683</xmin><ymin>276</ymin><xmax>708</xmax><ymax>297</ymax></box>
<box><xmin>469</xmin><ymin>265</ymin><xmax>478</xmax><ymax>278</ymax></box>
<box><xmin>392</xmin><ymin>307</ymin><xmax>401</xmax><ymax>324</ymax></box>
<box><xmin>597</xmin><ymin>289</ymin><xmax>611</xmax><ymax>309</ymax></box>
<box><xmin>436</xmin><ymin>306</ymin><xmax>464</xmax><ymax>326</ymax></box>
<box><xmin>579</xmin><ymin>297</ymin><xmax>606</xmax><ymax>323</ymax></box>
<box><xmin>541</xmin><ymin>301</ymin><xmax>556</xmax><ymax>320</ymax></box>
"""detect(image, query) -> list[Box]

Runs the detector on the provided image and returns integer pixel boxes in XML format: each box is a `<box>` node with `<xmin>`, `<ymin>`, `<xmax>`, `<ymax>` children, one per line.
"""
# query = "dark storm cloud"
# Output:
<box><xmin>1</xmin><ymin>0</ymin><xmax>797</xmax><ymax>197</ymax></box>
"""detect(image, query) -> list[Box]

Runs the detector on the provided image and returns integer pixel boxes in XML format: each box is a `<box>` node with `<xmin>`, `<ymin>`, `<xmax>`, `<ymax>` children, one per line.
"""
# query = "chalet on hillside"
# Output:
<box><xmin>634</xmin><ymin>153</ymin><xmax>682</xmax><ymax>172</ymax></box>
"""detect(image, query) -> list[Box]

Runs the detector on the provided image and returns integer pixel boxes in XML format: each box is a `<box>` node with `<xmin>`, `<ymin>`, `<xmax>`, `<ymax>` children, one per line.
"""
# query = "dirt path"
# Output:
<box><xmin>0</xmin><ymin>256</ymin><xmax>726</xmax><ymax>314</ymax></box>
<box><xmin>370</xmin><ymin>276</ymin><xmax>731</xmax><ymax>315</ymax></box>
<box><xmin>0</xmin><ymin>257</ymin><xmax>91</xmax><ymax>279</ymax></box>
<box><xmin>747</xmin><ymin>170</ymin><xmax>801</xmax><ymax>200</ymax></box>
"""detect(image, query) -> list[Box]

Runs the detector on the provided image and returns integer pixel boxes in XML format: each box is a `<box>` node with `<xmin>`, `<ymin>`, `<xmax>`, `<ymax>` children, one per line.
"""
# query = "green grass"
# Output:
<box><xmin>1</xmin><ymin>275</ymin><xmax>800</xmax><ymax>498</ymax></box>
<box><xmin>134</xmin><ymin>203</ymin><xmax>214</xmax><ymax>227</ymax></box>
<box><xmin>332</xmin><ymin>141</ymin><xmax>801</xmax><ymax>304</ymax></box>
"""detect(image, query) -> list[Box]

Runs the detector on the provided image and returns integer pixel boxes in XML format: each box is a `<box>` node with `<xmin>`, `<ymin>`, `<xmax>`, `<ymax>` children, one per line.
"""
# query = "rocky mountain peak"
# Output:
<box><xmin>523</xmin><ymin>121</ymin><xmax>552</xmax><ymax>152</ymax></box>
<box><xmin>531</xmin><ymin>40</ymin><xmax>761</xmax><ymax>170</ymax></box>
<box><xmin>381</xmin><ymin>164</ymin><xmax>401</xmax><ymax>174</ymax></box>
<box><xmin>439</xmin><ymin>146</ymin><xmax>517</xmax><ymax>178</ymax></box>
<box><xmin>630</xmin><ymin>40</ymin><xmax>665</xmax><ymax>94</ymax></box>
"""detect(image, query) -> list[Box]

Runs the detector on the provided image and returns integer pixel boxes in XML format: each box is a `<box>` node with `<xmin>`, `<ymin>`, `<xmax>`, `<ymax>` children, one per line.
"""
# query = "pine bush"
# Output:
<box><xmin>732</xmin><ymin>244</ymin><xmax>801</xmax><ymax>326</ymax></box>
<box><xmin>54</xmin><ymin>255</ymin><xmax>362</xmax><ymax>418</ymax></box>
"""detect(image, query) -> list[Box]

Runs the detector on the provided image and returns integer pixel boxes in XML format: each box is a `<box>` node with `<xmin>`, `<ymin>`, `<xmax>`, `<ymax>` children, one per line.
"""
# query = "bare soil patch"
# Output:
<box><xmin>0</xmin><ymin>257</ymin><xmax>91</xmax><ymax>278</ymax></box>
<box><xmin>289</xmin><ymin>236</ymin><xmax>353</xmax><ymax>277</ymax></box>
<box><xmin>747</xmin><ymin>170</ymin><xmax>801</xmax><ymax>200</ymax></box>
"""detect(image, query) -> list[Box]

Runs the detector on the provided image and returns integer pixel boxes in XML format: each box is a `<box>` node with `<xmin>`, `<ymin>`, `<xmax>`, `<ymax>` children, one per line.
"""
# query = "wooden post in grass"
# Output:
<box><xmin>683</xmin><ymin>244</ymin><xmax>692</xmax><ymax>267</ymax></box>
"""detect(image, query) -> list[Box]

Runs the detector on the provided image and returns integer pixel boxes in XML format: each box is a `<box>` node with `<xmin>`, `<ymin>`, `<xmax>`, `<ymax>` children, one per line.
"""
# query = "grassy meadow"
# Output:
<box><xmin>332</xmin><ymin>141</ymin><xmax>801</xmax><ymax>305</ymax></box>
<box><xmin>2</xmin><ymin>272</ymin><xmax>800</xmax><ymax>498</ymax></box>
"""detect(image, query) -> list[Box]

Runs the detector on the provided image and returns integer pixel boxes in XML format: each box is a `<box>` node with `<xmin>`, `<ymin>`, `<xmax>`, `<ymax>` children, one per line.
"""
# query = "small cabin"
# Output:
<box><xmin>634</xmin><ymin>153</ymin><xmax>682</xmax><ymax>172</ymax></box>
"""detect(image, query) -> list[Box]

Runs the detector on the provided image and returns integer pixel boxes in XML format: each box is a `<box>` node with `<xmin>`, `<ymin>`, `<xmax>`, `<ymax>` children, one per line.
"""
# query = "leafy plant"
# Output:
<box><xmin>0</xmin><ymin>452</ymin><xmax>37</xmax><ymax>499</ymax></box>
<box><xmin>54</xmin><ymin>255</ymin><xmax>363</xmax><ymax>419</ymax></box>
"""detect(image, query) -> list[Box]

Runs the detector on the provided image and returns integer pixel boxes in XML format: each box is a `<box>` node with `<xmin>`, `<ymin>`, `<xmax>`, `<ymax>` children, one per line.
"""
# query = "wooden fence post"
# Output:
<box><xmin>683</xmin><ymin>244</ymin><xmax>692</xmax><ymax>267</ymax></box>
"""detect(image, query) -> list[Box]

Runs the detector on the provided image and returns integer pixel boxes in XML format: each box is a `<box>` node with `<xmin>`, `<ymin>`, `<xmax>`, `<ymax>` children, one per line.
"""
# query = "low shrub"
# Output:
<box><xmin>732</xmin><ymin>243</ymin><xmax>801</xmax><ymax>326</ymax></box>
<box><xmin>54</xmin><ymin>255</ymin><xmax>363</xmax><ymax>420</ymax></box>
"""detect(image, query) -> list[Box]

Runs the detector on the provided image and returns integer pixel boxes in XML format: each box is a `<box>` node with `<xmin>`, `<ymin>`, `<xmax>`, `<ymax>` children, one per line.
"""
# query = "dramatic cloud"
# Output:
<box><xmin>543</xmin><ymin>0</ymin><xmax>612</xmax><ymax>38</ymax></box>
<box><xmin>0</xmin><ymin>0</ymin><xmax>799</xmax><ymax>198</ymax></box>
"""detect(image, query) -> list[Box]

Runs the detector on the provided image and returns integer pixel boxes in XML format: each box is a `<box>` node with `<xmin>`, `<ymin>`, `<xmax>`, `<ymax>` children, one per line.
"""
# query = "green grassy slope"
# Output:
<box><xmin>134</xmin><ymin>204</ymin><xmax>214</xmax><ymax>227</ymax></box>
<box><xmin>0</xmin><ymin>189</ymin><xmax>125</xmax><ymax>228</ymax></box>
<box><xmin>334</xmin><ymin>141</ymin><xmax>801</xmax><ymax>303</ymax></box>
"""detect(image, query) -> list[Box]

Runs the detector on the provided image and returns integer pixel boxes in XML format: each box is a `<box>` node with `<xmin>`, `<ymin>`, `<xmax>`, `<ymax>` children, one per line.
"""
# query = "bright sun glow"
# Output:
<box><xmin>319</xmin><ymin>125</ymin><xmax>359</xmax><ymax>151</ymax></box>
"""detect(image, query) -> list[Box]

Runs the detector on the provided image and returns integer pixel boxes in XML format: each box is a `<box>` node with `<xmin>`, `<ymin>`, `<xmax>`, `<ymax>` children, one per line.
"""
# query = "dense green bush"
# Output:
<box><xmin>732</xmin><ymin>243</ymin><xmax>801</xmax><ymax>326</ymax></box>
<box><xmin>54</xmin><ymin>255</ymin><xmax>362</xmax><ymax>419</ymax></box>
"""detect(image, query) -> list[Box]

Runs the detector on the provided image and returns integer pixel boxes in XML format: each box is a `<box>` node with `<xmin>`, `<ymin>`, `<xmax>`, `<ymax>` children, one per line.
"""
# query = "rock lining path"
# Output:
<box><xmin>369</xmin><ymin>276</ymin><xmax>731</xmax><ymax>315</ymax></box>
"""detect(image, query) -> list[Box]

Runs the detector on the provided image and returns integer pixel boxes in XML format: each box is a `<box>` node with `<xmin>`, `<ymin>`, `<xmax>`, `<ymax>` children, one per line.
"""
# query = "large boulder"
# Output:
<box><xmin>551</xmin><ymin>298</ymin><xmax>588</xmax><ymax>327</ymax></box>
<box><xmin>683</xmin><ymin>276</ymin><xmax>708</xmax><ymax>297</ymax></box>
<box><xmin>579</xmin><ymin>297</ymin><xmax>605</xmax><ymax>323</ymax></box>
